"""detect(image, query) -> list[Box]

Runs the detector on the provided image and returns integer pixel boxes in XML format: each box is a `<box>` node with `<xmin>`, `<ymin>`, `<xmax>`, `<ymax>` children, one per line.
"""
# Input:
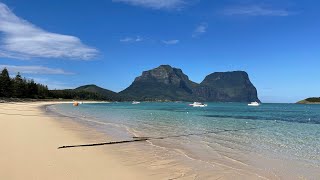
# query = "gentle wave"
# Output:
<box><xmin>50</xmin><ymin>102</ymin><xmax>320</xmax><ymax>179</ymax></box>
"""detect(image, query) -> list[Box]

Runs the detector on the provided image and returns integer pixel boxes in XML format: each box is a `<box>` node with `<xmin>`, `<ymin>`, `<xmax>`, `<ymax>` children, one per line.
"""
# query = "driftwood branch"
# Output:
<box><xmin>57</xmin><ymin>125</ymin><xmax>275</xmax><ymax>149</ymax></box>
<box><xmin>58</xmin><ymin>137</ymin><xmax>149</xmax><ymax>149</ymax></box>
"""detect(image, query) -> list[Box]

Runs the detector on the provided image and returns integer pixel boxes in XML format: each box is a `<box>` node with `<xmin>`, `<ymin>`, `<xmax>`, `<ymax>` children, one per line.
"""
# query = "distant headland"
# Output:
<box><xmin>296</xmin><ymin>97</ymin><xmax>320</xmax><ymax>104</ymax></box>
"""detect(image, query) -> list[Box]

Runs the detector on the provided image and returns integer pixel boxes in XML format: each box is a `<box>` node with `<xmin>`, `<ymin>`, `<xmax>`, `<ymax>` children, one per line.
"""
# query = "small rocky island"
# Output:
<box><xmin>297</xmin><ymin>97</ymin><xmax>320</xmax><ymax>104</ymax></box>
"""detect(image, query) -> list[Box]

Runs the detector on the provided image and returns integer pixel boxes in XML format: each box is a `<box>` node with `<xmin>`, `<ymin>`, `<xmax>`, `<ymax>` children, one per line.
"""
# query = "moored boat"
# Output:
<box><xmin>248</xmin><ymin>102</ymin><xmax>260</xmax><ymax>106</ymax></box>
<box><xmin>189</xmin><ymin>102</ymin><xmax>207</xmax><ymax>107</ymax></box>
<box><xmin>132</xmin><ymin>101</ymin><xmax>141</xmax><ymax>104</ymax></box>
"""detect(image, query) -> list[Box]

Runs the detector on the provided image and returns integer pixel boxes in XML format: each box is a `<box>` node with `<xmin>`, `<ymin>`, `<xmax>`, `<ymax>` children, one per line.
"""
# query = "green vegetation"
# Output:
<box><xmin>0</xmin><ymin>65</ymin><xmax>261</xmax><ymax>102</ymax></box>
<box><xmin>0</xmin><ymin>68</ymin><xmax>49</xmax><ymax>99</ymax></box>
<box><xmin>75</xmin><ymin>85</ymin><xmax>121</xmax><ymax>100</ymax></box>
<box><xmin>305</xmin><ymin>98</ymin><xmax>320</xmax><ymax>102</ymax></box>
<box><xmin>297</xmin><ymin>97</ymin><xmax>320</xmax><ymax>104</ymax></box>
<box><xmin>120</xmin><ymin>65</ymin><xmax>260</xmax><ymax>102</ymax></box>
<box><xmin>49</xmin><ymin>85</ymin><xmax>125</xmax><ymax>101</ymax></box>
<box><xmin>49</xmin><ymin>89</ymin><xmax>112</xmax><ymax>101</ymax></box>
<box><xmin>0</xmin><ymin>68</ymin><xmax>122</xmax><ymax>101</ymax></box>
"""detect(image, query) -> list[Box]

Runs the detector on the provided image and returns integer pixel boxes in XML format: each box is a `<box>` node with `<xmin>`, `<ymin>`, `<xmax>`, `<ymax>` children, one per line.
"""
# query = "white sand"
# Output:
<box><xmin>0</xmin><ymin>102</ymin><xmax>153</xmax><ymax>180</ymax></box>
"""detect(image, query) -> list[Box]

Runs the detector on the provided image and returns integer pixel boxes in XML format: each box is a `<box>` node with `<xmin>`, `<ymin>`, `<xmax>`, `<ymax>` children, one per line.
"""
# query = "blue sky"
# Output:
<box><xmin>0</xmin><ymin>0</ymin><xmax>319</xmax><ymax>103</ymax></box>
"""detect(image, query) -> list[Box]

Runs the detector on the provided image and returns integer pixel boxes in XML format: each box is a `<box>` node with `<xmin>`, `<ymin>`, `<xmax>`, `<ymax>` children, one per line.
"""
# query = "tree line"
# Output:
<box><xmin>0</xmin><ymin>67</ymin><xmax>122</xmax><ymax>101</ymax></box>
<box><xmin>49</xmin><ymin>89</ymin><xmax>119</xmax><ymax>101</ymax></box>
<box><xmin>0</xmin><ymin>68</ymin><xmax>49</xmax><ymax>98</ymax></box>
<box><xmin>306</xmin><ymin>97</ymin><xmax>320</xmax><ymax>102</ymax></box>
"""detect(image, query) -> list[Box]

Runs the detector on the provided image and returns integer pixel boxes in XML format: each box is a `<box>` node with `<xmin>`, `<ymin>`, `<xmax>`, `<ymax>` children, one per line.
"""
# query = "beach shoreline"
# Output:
<box><xmin>45</xmin><ymin>102</ymin><xmax>280</xmax><ymax>180</ymax></box>
<box><xmin>0</xmin><ymin>101</ymin><xmax>166</xmax><ymax>180</ymax></box>
<box><xmin>2</xmin><ymin>101</ymin><xmax>319</xmax><ymax>179</ymax></box>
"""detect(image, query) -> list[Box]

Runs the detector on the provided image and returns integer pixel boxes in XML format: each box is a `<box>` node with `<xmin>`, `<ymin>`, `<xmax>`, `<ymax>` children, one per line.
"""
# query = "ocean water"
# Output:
<box><xmin>51</xmin><ymin>102</ymin><xmax>320</xmax><ymax>179</ymax></box>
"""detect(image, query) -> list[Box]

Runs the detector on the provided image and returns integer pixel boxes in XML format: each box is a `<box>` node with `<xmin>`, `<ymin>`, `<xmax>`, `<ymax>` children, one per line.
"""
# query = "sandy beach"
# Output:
<box><xmin>1</xmin><ymin>102</ymin><xmax>319</xmax><ymax>180</ymax></box>
<box><xmin>0</xmin><ymin>102</ymin><xmax>155</xmax><ymax>180</ymax></box>
<box><xmin>1</xmin><ymin>0</ymin><xmax>319</xmax><ymax>179</ymax></box>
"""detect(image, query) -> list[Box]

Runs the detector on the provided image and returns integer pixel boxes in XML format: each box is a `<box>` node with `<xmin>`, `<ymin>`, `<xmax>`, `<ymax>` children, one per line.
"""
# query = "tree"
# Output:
<box><xmin>27</xmin><ymin>79</ymin><xmax>38</xmax><ymax>98</ymax></box>
<box><xmin>0</xmin><ymin>68</ymin><xmax>12</xmax><ymax>97</ymax></box>
<box><xmin>38</xmin><ymin>84</ymin><xmax>49</xmax><ymax>98</ymax></box>
<box><xmin>13</xmin><ymin>72</ymin><xmax>25</xmax><ymax>98</ymax></box>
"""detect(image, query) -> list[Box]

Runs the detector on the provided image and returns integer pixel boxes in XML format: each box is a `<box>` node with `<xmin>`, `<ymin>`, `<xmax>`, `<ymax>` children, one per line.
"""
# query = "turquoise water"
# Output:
<box><xmin>51</xmin><ymin>102</ymin><xmax>320</xmax><ymax>178</ymax></box>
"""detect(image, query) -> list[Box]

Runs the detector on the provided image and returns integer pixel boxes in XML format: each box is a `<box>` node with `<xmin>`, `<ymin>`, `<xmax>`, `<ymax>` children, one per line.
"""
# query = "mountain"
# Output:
<box><xmin>49</xmin><ymin>84</ymin><xmax>123</xmax><ymax>101</ymax></box>
<box><xmin>120</xmin><ymin>65</ymin><xmax>198</xmax><ymax>101</ymax></box>
<box><xmin>297</xmin><ymin>97</ymin><xmax>320</xmax><ymax>104</ymax></box>
<box><xmin>49</xmin><ymin>66</ymin><xmax>260</xmax><ymax>102</ymax></box>
<box><xmin>194</xmin><ymin>71</ymin><xmax>260</xmax><ymax>102</ymax></box>
<box><xmin>75</xmin><ymin>84</ymin><xmax>122</xmax><ymax>100</ymax></box>
<box><xmin>120</xmin><ymin>65</ymin><xmax>260</xmax><ymax>102</ymax></box>
<box><xmin>75</xmin><ymin>84</ymin><xmax>117</xmax><ymax>97</ymax></box>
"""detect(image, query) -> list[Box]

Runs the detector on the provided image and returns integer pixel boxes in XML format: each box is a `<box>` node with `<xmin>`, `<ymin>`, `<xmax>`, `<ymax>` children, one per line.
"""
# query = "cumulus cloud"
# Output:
<box><xmin>192</xmin><ymin>23</ymin><xmax>208</xmax><ymax>37</ymax></box>
<box><xmin>0</xmin><ymin>65</ymin><xmax>73</xmax><ymax>75</ymax></box>
<box><xmin>223</xmin><ymin>5</ymin><xmax>291</xmax><ymax>17</ymax></box>
<box><xmin>113</xmin><ymin>0</ymin><xmax>186</xmax><ymax>10</ymax></box>
<box><xmin>0</xmin><ymin>2</ymin><xmax>98</xmax><ymax>60</ymax></box>
<box><xmin>162</xmin><ymin>39</ymin><xmax>179</xmax><ymax>45</ymax></box>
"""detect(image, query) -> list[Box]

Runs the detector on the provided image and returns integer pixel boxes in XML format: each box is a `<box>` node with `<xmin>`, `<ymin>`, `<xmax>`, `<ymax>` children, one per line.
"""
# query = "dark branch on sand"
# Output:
<box><xmin>58</xmin><ymin>138</ymin><xmax>149</xmax><ymax>149</ymax></box>
<box><xmin>57</xmin><ymin>125</ymin><xmax>275</xmax><ymax>149</ymax></box>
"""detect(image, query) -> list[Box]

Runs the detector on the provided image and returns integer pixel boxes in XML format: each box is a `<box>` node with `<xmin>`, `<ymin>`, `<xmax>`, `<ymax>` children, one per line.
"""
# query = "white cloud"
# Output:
<box><xmin>120</xmin><ymin>36</ymin><xmax>143</xmax><ymax>43</ymax></box>
<box><xmin>162</xmin><ymin>39</ymin><xmax>179</xmax><ymax>45</ymax></box>
<box><xmin>113</xmin><ymin>0</ymin><xmax>185</xmax><ymax>10</ymax></box>
<box><xmin>0</xmin><ymin>65</ymin><xmax>73</xmax><ymax>75</ymax></box>
<box><xmin>223</xmin><ymin>5</ymin><xmax>290</xmax><ymax>17</ymax></box>
<box><xmin>120</xmin><ymin>37</ymin><xmax>134</xmax><ymax>42</ymax></box>
<box><xmin>28</xmin><ymin>77</ymin><xmax>74</xmax><ymax>90</ymax></box>
<box><xmin>47</xmin><ymin>82</ymin><xmax>74</xmax><ymax>90</ymax></box>
<box><xmin>0</xmin><ymin>2</ymin><xmax>98</xmax><ymax>60</ymax></box>
<box><xmin>192</xmin><ymin>23</ymin><xmax>208</xmax><ymax>37</ymax></box>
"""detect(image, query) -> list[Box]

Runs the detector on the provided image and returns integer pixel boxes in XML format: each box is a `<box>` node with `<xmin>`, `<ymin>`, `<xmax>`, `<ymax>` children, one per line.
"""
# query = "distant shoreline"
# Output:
<box><xmin>296</xmin><ymin>97</ymin><xmax>320</xmax><ymax>104</ymax></box>
<box><xmin>297</xmin><ymin>102</ymin><xmax>320</xmax><ymax>104</ymax></box>
<box><xmin>4</xmin><ymin>98</ymin><xmax>320</xmax><ymax>104</ymax></box>
<box><xmin>0</xmin><ymin>98</ymin><xmax>110</xmax><ymax>103</ymax></box>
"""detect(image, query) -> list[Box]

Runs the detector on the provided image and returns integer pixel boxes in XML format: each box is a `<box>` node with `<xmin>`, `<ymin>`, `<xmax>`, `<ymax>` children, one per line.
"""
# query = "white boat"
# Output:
<box><xmin>189</xmin><ymin>102</ymin><xmax>207</xmax><ymax>107</ymax></box>
<box><xmin>248</xmin><ymin>102</ymin><xmax>260</xmax><ymax>106</ymax></box>
<box><xmin>132</xmin><ymin>101</ymin><xmax>141</xmax><ymax>104</ymax></box>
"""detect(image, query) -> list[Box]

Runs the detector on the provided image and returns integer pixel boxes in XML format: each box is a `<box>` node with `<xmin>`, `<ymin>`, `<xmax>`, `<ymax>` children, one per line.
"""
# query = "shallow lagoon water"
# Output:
<box><xmin>52</xmin><ymin>102</ymin><xmax>320</xmax><ymax>179</ymax></box>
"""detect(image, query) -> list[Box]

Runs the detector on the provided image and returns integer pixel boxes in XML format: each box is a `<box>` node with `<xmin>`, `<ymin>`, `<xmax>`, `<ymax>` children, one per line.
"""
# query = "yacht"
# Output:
<box><xmin>189</xmin><ymin>102</ymin><xmax>208</xmax><ymax>107</ymax></box>
<box><xmin>132</xmin><ymin>101</ymin><xmax>141</xmax><ymax>105</ymax></box>
<box><xmin>248</xmin><ymin>102</ymin><xmax>260</xmax><ymax>106</ymax></box>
